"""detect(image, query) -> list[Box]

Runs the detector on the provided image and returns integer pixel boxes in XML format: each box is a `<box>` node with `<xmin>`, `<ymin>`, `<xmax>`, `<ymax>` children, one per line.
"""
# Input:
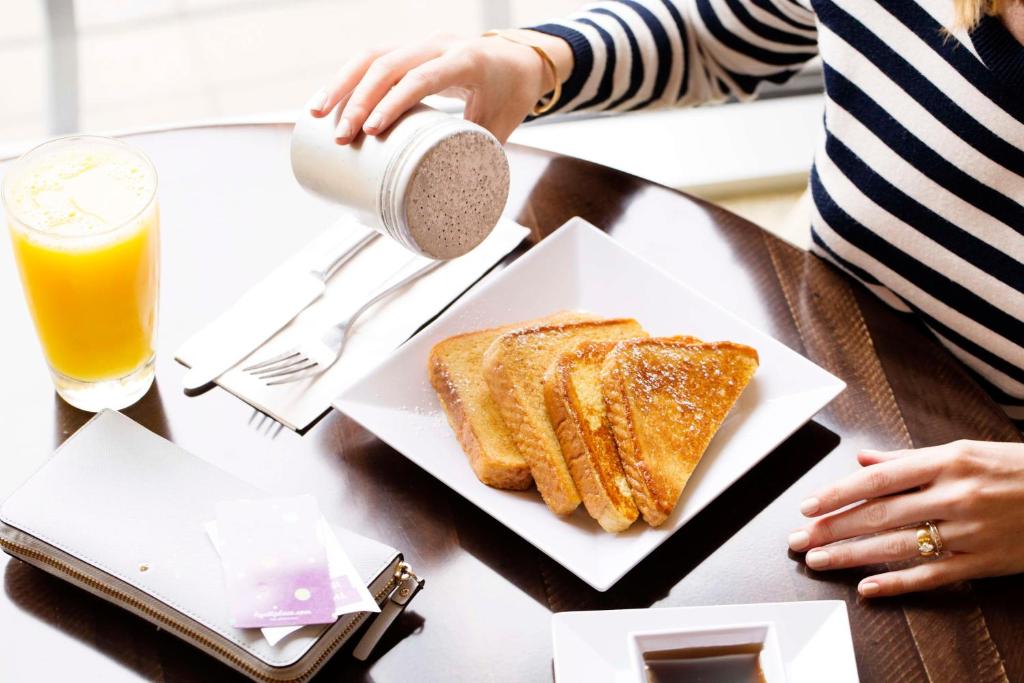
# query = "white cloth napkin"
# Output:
<box><xmin>176</xmin><ymin>217</ymin><xmax>528</xmax><ymax>430</ymax></box>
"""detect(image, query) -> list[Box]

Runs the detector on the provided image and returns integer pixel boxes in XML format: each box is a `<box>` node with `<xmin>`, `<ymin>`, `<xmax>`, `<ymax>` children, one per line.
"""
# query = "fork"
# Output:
<box><xmin>243</xmin><ymin>258</ymin><xmax>445</xmax><ymax>385</ymax></box>
<box><xmin>248</xmin><ymin>408</ymin><xmax>285</xmax><ymax>438</ymax></box>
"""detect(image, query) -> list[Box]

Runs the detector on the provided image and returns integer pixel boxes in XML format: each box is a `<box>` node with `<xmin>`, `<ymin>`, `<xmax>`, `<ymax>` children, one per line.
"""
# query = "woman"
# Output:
<box><xmin>307</xmin><ymin>0</ymin><xmax>1024</xmax><ymax>597</ymax></box>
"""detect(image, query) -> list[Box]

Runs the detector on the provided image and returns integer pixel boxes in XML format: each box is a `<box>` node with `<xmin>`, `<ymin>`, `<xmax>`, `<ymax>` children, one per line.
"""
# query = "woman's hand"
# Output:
<box><xmin>306</xmin><ymin>30</ymin><xmax>571</xmax><ymax>145</ymax></box>
<box><xmin>788</xmin><ymin>440</ymin><xmax>1024</xmax><ymax>597</ymax></box>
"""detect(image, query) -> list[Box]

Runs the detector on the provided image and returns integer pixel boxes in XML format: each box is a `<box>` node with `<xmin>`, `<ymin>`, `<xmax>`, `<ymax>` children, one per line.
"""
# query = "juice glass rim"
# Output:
<box><xmin>1</xmin><ymin>134</ymin><xmax>159</xmax><ymax>240</ymax></box>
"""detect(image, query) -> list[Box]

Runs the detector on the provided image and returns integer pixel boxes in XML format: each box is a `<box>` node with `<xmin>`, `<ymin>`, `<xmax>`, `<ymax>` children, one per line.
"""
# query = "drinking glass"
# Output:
<box><xmin>2</xmin><ymin>136</ymin><xmax>160</xmax><ymax>411</ymax></box>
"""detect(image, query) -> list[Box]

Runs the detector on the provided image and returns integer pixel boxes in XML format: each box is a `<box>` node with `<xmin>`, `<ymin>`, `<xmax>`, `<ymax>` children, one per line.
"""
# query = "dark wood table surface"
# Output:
<box><xmin>1</xmin><ymin>124</ymin><xmax>1021</xmax><ymax>683</ymax></box>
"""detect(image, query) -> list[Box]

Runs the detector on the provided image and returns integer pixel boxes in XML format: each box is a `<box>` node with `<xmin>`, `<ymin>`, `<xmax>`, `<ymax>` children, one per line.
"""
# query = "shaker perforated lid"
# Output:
<box><xmin>402</xmin><ymin>129</ymin><xmax>509</xmax><ymax>260</ymax></box>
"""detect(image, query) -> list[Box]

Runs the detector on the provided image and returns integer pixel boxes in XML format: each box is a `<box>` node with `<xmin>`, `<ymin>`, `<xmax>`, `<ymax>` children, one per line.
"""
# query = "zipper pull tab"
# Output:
<box><xmin>352</xmin><ymin>563</ymin><xmax>424</xmax><ymax>661</ymax></box>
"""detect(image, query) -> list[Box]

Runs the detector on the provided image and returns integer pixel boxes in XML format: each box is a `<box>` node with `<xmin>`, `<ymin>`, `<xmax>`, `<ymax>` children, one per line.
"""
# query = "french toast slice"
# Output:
<box><xmin>544</xmin><ymin>337</ymin><xmax>697</xmax><ymax>532</ymax></box>
<box><xmin>429</xmin><ymin>311</ymin><xmax>593</xmax><ymax>490</ymax></box>
<box><xmin>602</xmin><ymin>339</ymin><xmax>758</xmax><ymax>527</ymax></box>
<box><xmin>482</xmin><ymin>318</ymin><xmax>646</xmax><ymax>515</ymax></box>
<box><xmin>544</xmin><ymin>341</ymin><xmax>639</xmax><ymax>531</ymax></box>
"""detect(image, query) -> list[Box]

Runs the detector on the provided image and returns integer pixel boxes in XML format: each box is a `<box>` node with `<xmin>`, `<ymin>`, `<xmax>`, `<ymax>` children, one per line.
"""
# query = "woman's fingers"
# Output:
<box><xmin>804</xmin><ymin>521</ymin><xmax>969</xmax><ymax>570</ymax></box>
<box><xmin>305</xmin><ymin>88</ymin><xmax>330</xmax><ymax>115</ymax></box>
<box><xmin>338</xmin><ymin>43</ymin><xmax>449</xmax><ymax>142</ymax></box>
<box><xmin>790</xmin><ymin>490</ymin><xmax>943</xmax><ymax>550</ymax></box>
<box><xmin>365</xmin><ymin>57</ymin><xmax>473</xmax><ymax>135</ymax></box>
<box><xmin>310</xmin><ymin>48</ymin><xmax>387</xmax><ymax>117</ymax></box>
<box><xmin>800</xmin><ymin>453</ymin><xmax>940</xmax><ymax>518</ymax></box>
<box><xmin>858</xmin><ymin>554</ymin><xmax>984</xmax><ymax>597</ymax></box>
<box><xmin>857</xmin><ymin>447</ymin><xmax>919</xmax><ymax>466</ymax></box>
<box><xmin>857</xmin><ymin>449</ymin><xmax>906</xmax><ymax>466</ymax></box>
<box><xmin>805</xmin><ymin>529</ymin><xmax>918</xmax><ymax>570</ymax></box>
<box><xmin>789</xmin><ymin>440</ymin><xmax>1024</xmax><ymax>597</ymax></box>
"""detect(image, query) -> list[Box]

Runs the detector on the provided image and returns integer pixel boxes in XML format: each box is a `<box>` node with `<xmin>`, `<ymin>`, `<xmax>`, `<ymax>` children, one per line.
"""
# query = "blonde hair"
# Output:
<box><xmin>953</xmin><ymin>0</ymin><xmax>1002</xmax><ymax>29</ymax></box>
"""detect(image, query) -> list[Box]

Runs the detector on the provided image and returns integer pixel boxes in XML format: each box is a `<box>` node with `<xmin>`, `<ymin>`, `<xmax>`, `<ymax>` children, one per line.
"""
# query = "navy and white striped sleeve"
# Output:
<box><xmin>527</xmin><ymin>0</ymin><xmax>819</xmax><ymax>115</ymax></box>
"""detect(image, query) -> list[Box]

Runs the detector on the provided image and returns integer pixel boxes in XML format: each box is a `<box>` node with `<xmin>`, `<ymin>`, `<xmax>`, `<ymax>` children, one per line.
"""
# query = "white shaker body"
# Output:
<box><xmin>290</xmin><ymin>104</ymin><xmax>509</xmax><ymax>260</ymax></box>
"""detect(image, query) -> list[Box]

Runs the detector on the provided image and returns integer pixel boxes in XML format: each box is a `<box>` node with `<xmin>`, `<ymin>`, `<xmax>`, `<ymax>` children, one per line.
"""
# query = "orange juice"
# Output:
<box><xmin>2</xmin><ymin>136</ymin><xmax>159</xmax><ymax>410</ymax></box>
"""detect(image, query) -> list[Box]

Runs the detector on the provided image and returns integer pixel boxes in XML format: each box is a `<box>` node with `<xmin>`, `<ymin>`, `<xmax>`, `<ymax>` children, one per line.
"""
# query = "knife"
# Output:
<box><xmin>181</xmin><ymin>230</ymin><xmax>379</xmax><ymax>394</ymax></box>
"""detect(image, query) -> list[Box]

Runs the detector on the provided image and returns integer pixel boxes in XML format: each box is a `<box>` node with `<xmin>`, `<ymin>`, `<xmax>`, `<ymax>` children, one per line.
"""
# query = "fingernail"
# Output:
<box><xmin>335</xmin><ymin>117</ymin><xmax>353</xmax><ymax>141</ymax></box>
<box><xmin>859</xmin><ymin>581</ymin><xmax>880</xmax><ymax>597</ymax></box>
<box><xmin>364</xmin><ymin>111</ymin><xmax>383</xmax><ymax>131</ymax></box>
<box><xmin>306</xmin><ymin>88</ymin><xmax>328</xmax><ymax>113</ymax></box>
<box><xmin>860</xmin><ymin>449</ymin><xmax>883</xmax><ymax>456</ymax></box>
<box><xmin>805</xmin><ymin>549</ymin><xmax>829</xmax><ymax>569</ymax></box>
<box><xmin>788</xmin><ymin>530</ymin><xmax>810</xmax><ymax>551</ymax></box>
<box><xmin>800</xmin><ymin>497</ymin><xmax>820</xmax><ymax>516</ymax></box>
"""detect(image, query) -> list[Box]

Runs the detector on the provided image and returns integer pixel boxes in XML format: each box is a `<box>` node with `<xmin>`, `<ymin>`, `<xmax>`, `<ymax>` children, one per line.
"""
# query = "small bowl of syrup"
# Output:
<box><xmin>629</xmin><ymin>622</ymin><xmax>786</xmax><ymax>683</ymax></box>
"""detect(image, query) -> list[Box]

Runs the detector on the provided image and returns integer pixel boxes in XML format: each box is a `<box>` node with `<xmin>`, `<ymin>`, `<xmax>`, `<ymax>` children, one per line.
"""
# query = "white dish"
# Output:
<box><xmin>554</xmin><ymin>601</ymin><xmax>857</xmax><ymax>683</ymax></box>
<box><xmin>628</xmin><ymin>622</ymin><xmax>786</xmax><ymax>683</ymax></box>
<box><xmin>334</xmin><ymin>218</ymin><xmax>845</xmax><ymax>591</ymax></box>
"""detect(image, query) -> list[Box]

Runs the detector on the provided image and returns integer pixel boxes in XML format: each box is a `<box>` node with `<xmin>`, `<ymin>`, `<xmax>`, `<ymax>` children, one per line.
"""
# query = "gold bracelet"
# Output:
<box><xmin>483</xmin><ymin>30</ymin><xmax>562</xmax><ymax>115</ymax></box>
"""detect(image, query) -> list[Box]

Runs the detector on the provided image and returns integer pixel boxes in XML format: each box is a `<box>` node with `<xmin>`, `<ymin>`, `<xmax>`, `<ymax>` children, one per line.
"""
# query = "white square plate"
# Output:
<box><xmin>334</xmin><ymin>218</ymin><xmax>844</xmax><ymax>591</ymax></box>
<box><xmin>552</xmin><ymin>601</ymin><xmax>858</xmax><ymax>682</ymax></box>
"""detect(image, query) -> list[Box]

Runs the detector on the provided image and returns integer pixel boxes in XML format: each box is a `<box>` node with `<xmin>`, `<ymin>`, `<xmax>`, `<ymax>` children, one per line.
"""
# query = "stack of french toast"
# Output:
<box><xmin>428</xmin><ymin>312</ymin><xmax>758</xmax><ymax>532</ymax></box>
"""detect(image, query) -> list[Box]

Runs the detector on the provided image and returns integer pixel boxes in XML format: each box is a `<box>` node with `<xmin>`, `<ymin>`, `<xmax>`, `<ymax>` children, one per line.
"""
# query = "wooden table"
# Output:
<box><xmin>1</xmin><ymin>124</ymin><xmax>1020</xmax><ymax>683</ymax></box>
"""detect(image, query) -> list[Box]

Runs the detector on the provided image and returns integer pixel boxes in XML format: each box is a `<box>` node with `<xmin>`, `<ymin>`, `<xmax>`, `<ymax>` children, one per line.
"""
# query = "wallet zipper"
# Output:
<box><xmin>352</xmin><ymin>561</ymin><xmax>425</xmax><ymax>660</ymax></box>
<box><xmin>0</xmin><ymin>535</ymin><xmax>416</xmax><ymax>682</ymax></box>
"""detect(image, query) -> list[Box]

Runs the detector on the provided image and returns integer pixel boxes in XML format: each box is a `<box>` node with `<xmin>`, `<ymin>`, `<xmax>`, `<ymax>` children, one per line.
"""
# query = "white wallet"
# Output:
<box><xmin>0</xmin><ymin>410</ymin><xmax>423</xmax><ymax>682</ymax></box>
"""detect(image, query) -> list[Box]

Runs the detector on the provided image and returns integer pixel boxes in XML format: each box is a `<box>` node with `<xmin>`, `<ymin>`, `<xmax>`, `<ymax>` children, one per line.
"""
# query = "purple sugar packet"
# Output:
<box><xmin>215</xmin><ymin>495</ymin><xmax>337</xmax><ymax>628</ymax></box>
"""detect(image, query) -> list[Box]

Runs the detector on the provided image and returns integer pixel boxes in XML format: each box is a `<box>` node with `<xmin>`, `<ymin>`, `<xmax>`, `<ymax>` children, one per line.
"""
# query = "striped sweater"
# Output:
<box><xmin>530</xmin><ymin>0</ymin><xmax>1024</xmax><ymax>429</ymax></box>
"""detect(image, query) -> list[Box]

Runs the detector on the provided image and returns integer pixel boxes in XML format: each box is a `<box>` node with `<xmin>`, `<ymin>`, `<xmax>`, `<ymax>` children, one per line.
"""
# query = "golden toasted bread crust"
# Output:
<box><xmin>428</xmin><ymin>312</ymin><xmax>589</xmax><ymax>491</ymax></box>
<box><xmin>544</xmin><ymin>341</ymin><xmax>640</xmax><ymax>532</ymax></box>
<box><xmin>602</xmin><ymin>355</ymin><xmax>653</xmax><ymax>524</ymax></box>
<box><xmin>483</xmin><ymin>318</ymin><xmax>646</xmax><ymax>516</ymax></box>
<box><xmin>429</xmin><ymin>350</ymin><xmax>532</xmax><ymax>489</ymax></box>
<box><xmin>602</xmin><ymin>338</ymin><xmax>758</xmax><ymax>526</ymax></box>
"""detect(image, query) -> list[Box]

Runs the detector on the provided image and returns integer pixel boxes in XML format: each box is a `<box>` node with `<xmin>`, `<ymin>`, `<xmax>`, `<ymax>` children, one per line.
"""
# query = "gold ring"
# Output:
<box><xmin>916</xmin><ymin>521</ymin><xmax>944</xmax><ymax>558</ymax></box>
